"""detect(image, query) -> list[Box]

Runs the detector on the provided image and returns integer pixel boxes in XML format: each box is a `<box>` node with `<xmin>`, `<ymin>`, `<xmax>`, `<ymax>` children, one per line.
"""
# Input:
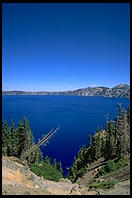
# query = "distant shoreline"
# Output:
<box><xmin>2</xmin><ymin>84</ymin><xmax>130</xmax><ymax>98</ymax></box>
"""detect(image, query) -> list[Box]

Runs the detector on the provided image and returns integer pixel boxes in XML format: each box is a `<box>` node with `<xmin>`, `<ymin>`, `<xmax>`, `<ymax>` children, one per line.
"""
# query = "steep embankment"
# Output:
<box><xmin>2</xmin><ymin>156</ymin><xmax>97</xmax><ymax>195</ymax></box>
<box><xmin>76</xmin><ymin>155</ymin><xmax>130</xmax><ymax>195</ymax></box>
<box><xmin>2</xmin><ymin>156</ymin><xmax>130</xmax><ymax>195</ymax></box>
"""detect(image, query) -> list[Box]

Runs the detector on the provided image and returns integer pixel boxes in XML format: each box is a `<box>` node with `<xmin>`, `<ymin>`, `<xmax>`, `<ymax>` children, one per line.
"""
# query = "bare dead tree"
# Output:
<box><xmin>20</xmin><ymin>126</ymin><xmax>60</xmax><ymax>161</ymax></box>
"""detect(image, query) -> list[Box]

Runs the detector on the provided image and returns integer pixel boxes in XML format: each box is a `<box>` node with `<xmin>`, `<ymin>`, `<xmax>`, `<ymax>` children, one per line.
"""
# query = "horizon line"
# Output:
<box><xmin>2</xmin><ymin>83</ymin><xmax>130</xmax><ymax>92</ymax></box>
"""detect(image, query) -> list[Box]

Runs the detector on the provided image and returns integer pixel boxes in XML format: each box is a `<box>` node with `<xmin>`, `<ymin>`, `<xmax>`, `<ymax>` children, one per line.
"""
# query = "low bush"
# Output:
<box><xmin>98</xmin><ymin>158</ymin><xmax>126</xmax><ymax>176</ymax></box>
<box><xmin>98</xmin><ymin>165</ymin><xmax>107</xmax><ymax>176</ymax></box>
<box><xmin>90</xmin><ymin>181</ymin><xmax>116</xmax><ymax>189</ymax></box>
<box><xmin>30</xmin><ymin>157</ymin><xmax>63</xmax><ymax>182</ymax></box>
<box><xmin>106</xmin><ymin>160</ymin><xmax>116</xmax><ymax>172</ymax></box>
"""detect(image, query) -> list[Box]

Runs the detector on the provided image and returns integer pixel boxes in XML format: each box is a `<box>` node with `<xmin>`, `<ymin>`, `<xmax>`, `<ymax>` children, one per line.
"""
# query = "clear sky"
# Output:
<box><xmin>2</xmin><ymin>3</ymin><xmax>130</xmax><ymax>91</ymax></box>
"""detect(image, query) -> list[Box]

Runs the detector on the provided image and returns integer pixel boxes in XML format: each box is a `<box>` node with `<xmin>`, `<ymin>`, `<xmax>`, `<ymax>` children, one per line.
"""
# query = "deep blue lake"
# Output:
<box><xmin>2</xmin><ymin>95</ymin><xmax>130</xmax><ymax>175</ymax></box>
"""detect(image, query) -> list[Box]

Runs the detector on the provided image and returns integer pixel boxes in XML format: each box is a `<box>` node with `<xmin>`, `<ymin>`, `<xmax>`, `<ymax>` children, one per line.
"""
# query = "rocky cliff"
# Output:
<box><xmin>2</xmin><ymin>156</ymin><xmax>130</xmax><ymax>195</ymax></box>
<box><xmin>2</xmin><ymin>156</ymin><xmax>97</xmax><ymax>195</ymax></box>
<box><xmin>2</xmin><ymin>84</ymin><xmax>130</xmax><ymax>98</ymax></box>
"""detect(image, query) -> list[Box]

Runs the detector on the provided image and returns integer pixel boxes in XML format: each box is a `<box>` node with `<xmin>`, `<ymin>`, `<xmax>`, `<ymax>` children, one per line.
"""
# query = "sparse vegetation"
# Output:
<box><xmin>98</xmin><ymin>157</ymin><xmax>128</xmax><ymax>177</ymax></box>
<box><xmin>2</xmin><ymin>117</ymin><xmax>64</xmax><ymax>182</ymax></box>
<box><xmin>67</xmin><ymin>104</ymin><xmax>130</xmax><ymax>182</ymax></box>
<box><xmin>90</xmin><ymin>180</ymin><xmax>117</xmax><ymax>189</ymax></box>
<box><xmin>30</xmin><ymin>156</ymin><xmax>63</xmax><ymax>182</ymax></box>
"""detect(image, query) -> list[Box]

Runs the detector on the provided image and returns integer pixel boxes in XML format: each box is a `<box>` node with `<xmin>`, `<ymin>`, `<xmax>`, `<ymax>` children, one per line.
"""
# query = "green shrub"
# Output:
<box><xmin>115</xmin><ymin>157</ymin><xmax>127</xmax><ymax>169</ymax></box>
<box><xmin>98</xmin><ymin>158</ymin><xmax>128</xmax><ymax>177</ymax></box>
<box><xmin>90</xmin><ymin>181</ymin><xmax>116</xmax><ymax>189</ymax></box>
<box><xmin>77</xmin><ymin>167</ymin><xmax>87</xmax><ymax>177</ymax></box>
<box><xmin>30</xmin><ymin>160</ymin><xmax>63</xmax><ymax>182</ymax></box>
<box><xmin>98</xmin><ymin>165</ymin><xmax>106</xmax><ymax>176</ymax></box>
<box><xmin>107</xmin><ymin>181</ymin><xmax>116</xmax><ymax>189</ymax></box>
<box><xmin>106</xmin><ymin>160</ymin><xmax>116</xmax><ymax>172</ymax></box>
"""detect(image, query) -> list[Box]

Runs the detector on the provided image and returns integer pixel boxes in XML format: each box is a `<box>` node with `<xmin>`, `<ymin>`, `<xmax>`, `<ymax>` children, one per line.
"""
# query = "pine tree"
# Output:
<box><xmin>20</xmin><ymin>117</ymin><xmax>35</xmax><ymax>163</ymax></box>
<box><xmin>68</xmin><ymin>156</ymin><xmax>78</xmax><ymax>182</ymax></box>
<box><xmin>116</xmin><ymin>104</ymin><xmax>127</xmax><ymax>158</ymax></box>
<box><xmin>87</xmin><ymin>150</ymin><xmax>92</xmax><ymax>164</ymax></box>
<box><xmin>126</xmin><ymin>105</ymin><xmax>130</xmax><ymax>153</ymax></box>
<box><xmin>77</xmin><ymin>146</ymin><xmax>86</xmax><ymax>162</ymax></box>
<box><xmin>8</xmin><ymin>120</ymin><xmax>20</xmax><ymax>157</ymax></box>
<box><xmin>100</xmin><ymin>134</ymin><xmax>107</xmax><ymax>157</ymax></box>
<box><xmin>17</xmin><ymin>121</ymin><xmax>26</xmax><ymax>158</ymax></box>
<box><xmin>2</xmin><ymin>117</ymin><xmax>44</xmax><ymax>164</ymax></box>
<box><xmin>87</xmin><ymin>134</ymin><xmax>95</xmax><ymax>163</ymax></box>
<box><xmin>2</xmin><ymin>121</ymin><xmax>8</xmax><ymax>156</ymax></box>
<box><xmin>34</xmin><ymin>147</ymin><xmax>43</xmax><ymax>163</ymax></box>
<box><xmin>123</xmin><ymin>108</ymin><xmax>130</xmax><ymax>154</ymax></box>
<box><xmin>67</xmin><ymin>166</ymin><xmax>76</xmax><ymax>182</ymax></box>
<box><xmin>105</xmin><ymin>121</ymin><xmax>116</xmax><ymax>159</ymax></box>
<box><xmin>7</xmin><ymin>120</ymin><xmax>15</xmax><ymax>156</ymax></box>
<box><xmin>88</xmin><ymin>134</ymin><xmax>92</xmax><ymax>147</ymax></box>
<box><xmin>53</xmin><ymin>159</ymin><xmax>57</xmax><ymax>169</ymax></box>
<box><xmin>94</xmin><ymin>135</ymin><xmax>102</xmax><ymax>160</ymax></box>
<box><xmin>44</xmin><ymin>156</ymin><xmax>51</xmax><ymax>165</ymax></box>
<box><xmin>57</xmin><ymin>161</ymin><xmax>63</xmax><ymax>175</ymax></box>
<box><xmin>127</xmin><ymin>105</ymin><xmax>130</xmax><ymax>125</ymax></box>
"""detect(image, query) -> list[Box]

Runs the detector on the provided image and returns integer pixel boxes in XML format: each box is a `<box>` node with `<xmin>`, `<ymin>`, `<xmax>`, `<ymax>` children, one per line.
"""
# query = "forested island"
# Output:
<box><xmin>2</xmin><ymin>84</ymin><xmax>130</xmax><ymax>98</ymax></box>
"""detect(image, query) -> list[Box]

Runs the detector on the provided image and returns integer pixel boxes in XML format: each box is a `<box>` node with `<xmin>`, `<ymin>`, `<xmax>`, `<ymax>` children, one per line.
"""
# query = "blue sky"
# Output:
<box><xmin>2</xmin><ymin>3</ymin><xmax>130</xmax><ymax>91</ymax></box>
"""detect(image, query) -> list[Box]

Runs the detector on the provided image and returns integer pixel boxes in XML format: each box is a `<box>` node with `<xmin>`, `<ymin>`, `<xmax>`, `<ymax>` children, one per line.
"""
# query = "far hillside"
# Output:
<box><xmin>2</xmin><ymin>84</ymin><xmax>130</xmax><ymax>98</ymax></box>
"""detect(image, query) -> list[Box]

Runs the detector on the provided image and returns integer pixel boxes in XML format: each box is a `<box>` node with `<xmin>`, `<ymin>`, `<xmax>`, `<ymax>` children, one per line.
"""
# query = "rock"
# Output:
<box><xmin>23</xmin><ymin>191</ymin><xmax>30</xmax><ymax>195</ymax></box>
<box><xmin>59</xmin><ymin>178</ymin><xmax>72</xmax><ymax>184</ymax></box>
<box><xmin>95</xmin><ymin>178</ymin><xmax>104</xmax><ymax>183</ymax></box>
<box><xmin>2</xmin><ymin>156</ymin><xmax>130</xmax><ymax>195</ymax></box>
<box><xmin>20</xmin><ymin>165</ymin><xmax>29</xmax><ymax>174</ymax></box>
<box><xmin>2</xmin><ymin>189</ymin><xmax>8</xmax><ymax>195</ymax></box>
<box><xmin>87</xmin><ymin>191</ymin><xmax>99</xmax><ymax>195</ymax></box>
<box><xmin>68</xmin><ymin>185</ymin><xmax>81</xmax><ymax>195</ymax></box>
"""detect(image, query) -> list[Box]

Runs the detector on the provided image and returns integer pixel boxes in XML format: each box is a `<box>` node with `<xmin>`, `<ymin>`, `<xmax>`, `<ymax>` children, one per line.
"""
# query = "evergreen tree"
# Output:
<box><xmin>67</xmin><ymin>165</ymin><xmax>76</xmax><ymax>182</ymax></box>
<box><xmin>105</xmin><ymin>121</ymin><xmax>116</xmax><ymax>159</ymax></box>
<box><xmin>94</xmin><ymin>135</ymin><xmax>102</xmax><ymax>160</ymax></box>
<box><xmin>127</xmin><ymin>105</ymin><xmax>130</xmax><ymax>125</ymax></box>
<box><xmin>87</xmin><ymin>134</ymin><xmax>95</xmax><ymax>163</ymax></box>
<box><xmin>2</xmin><ymin>117</ymin><xmax>43</xmax><ymax>165</ymax></box>
<box><xmin>100</xmin><ymin>134</ymin><xmax>106</xmax><ymax>157</ymax></box>
<box><xmin>86</xmin><ymin>149</ymin><xmax>93</xmax><ymax>164</ymax></box>
<box><xmin>7</xmin><ymin>120</ymin><xmax>15</xmax><ymax>156</ymax></box>
<box><xmin>44</xmin><ymin>156</ymin><xmax>51</xmax><ymax>165</ymax></box>
<box><xmin>123</xmin><ymin>108</ymin><xmax>130</xmax><ymax>154</ymax></box>
<box><xmin>57</xmin><ymin>161</ymin><xmax>63</xmax><ymax>175</ymax></box>
<box><xmin>20</xmin><ymin>117</ymin><xmax>34</xmax><ymax>163</ymax></box>
<box><xmin>11</xmin><ymin>126</ymin><xmax>19</xmax><ymax>157</ymax></box>
<box><xmin>67</xmin><ymin>104</ymin><xmax>130</xmax><ymax>182</ymax></box>
<box><xmin>116</xmin><ymin>104</ymin><xmax>129</xmax><ymax>158</ymax></box>
<box><xmin>34</xmin><ymin>147</ymin><xmax>43</xmax><ymax>163</ymax></box>
<box><xmin>17</xmin><ymin>121</ymin><xmax>26</xmax><ymax>158</ymax></box>
<box><xmin>8</xmin><ymin>120</ymin><xmax>20</xmax><ymax>157</ymax></box>
<box><xmin>88</xmin><ymin>134</ymin><xmax>92</xmax><ymax>147</ymax></box>
<box><xmin>2</xmin><ymin>121</ymin><xmax>9</xmax><ymax>156</ymax></box>
<box><xmin>126</xmin><ymin>106</ymin><xmax>130</xmax><ymax>153</ymax></box>
<box><xmin>77</xmin><ymin>146</ymin><xmax>86</xmax><ymax>162</ymax></box>
<box><xmin>53</xmin><ymin>159</ymin><xmax>57</xmax><ymax>169</ymax></box>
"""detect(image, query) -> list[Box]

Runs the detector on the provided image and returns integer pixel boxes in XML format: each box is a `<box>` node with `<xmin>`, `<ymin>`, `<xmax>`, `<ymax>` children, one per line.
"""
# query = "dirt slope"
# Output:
<box><xmin>2</xmin><ymin>156</ymin><xmax>130</xmax><ymax>195</ymax></box>
<box><xmin>2</xmin><ymin>156</ymin><xmax>97</xmax><ymax>195</ymax></box>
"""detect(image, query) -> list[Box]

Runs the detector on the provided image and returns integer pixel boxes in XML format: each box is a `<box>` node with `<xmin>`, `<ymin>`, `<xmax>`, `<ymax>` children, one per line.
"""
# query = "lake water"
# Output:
<box><xmin>2</xmin><ymin>95</ymin><xmax>130</xmax><ymax>175</ymax></box>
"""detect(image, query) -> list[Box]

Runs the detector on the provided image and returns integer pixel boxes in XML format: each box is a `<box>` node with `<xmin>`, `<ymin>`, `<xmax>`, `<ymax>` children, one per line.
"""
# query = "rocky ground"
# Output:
<box><xmin>97</xmin><ymin>179</ymin><xmax>130</xmax><ymax>195</ymax></box>
<box><xmin>2</xmin><ymin>156</ymin><xmax>97</xmax><ymax>195</ymax></box>
<box><xmin>2</xmin><ymin>156</ymin><xmax>130</xmax><ymax>195</ymax></box>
